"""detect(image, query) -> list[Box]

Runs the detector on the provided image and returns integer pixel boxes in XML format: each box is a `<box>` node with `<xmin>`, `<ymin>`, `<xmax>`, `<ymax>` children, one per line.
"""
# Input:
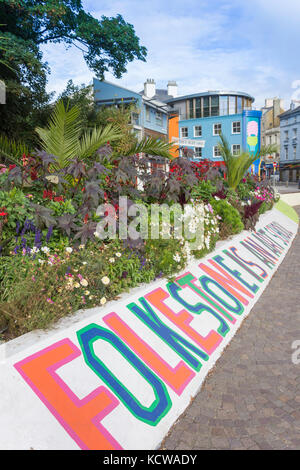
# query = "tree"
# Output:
<box><xmin>0</xmin><ymin>0</ymin><xmax>147</xmax><ymax>144</ymax></box>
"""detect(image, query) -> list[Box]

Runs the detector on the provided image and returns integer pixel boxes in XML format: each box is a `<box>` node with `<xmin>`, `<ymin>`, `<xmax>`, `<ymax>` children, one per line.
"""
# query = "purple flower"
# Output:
<box><xmin>46</xmin><ymin>226</ymin><xmax>53</xmax><ymax>243</ymax></box>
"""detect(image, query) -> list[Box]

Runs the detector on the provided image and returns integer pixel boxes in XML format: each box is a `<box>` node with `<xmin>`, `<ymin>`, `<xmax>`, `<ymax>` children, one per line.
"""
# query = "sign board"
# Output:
<box><xmin>171</xmin><ymin>137</ymin><xmax>205</xmax><ymax>148</ymax></box>
<box><xmin>0</xmin><ymin>209</ymin><xmax>297</xmax><ymax>450</ymax></box>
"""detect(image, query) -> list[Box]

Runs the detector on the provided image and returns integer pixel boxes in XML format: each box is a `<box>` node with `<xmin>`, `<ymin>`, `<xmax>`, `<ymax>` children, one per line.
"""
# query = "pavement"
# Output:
<box><xmin>277</xmin><ymin>183</ymin><xmax>300</xmax><ymax>194</ymax></box>
<box><xmin>162</xmin><ymin>207</ymin><xmax>300</xmax><ymax>450</ymax></box>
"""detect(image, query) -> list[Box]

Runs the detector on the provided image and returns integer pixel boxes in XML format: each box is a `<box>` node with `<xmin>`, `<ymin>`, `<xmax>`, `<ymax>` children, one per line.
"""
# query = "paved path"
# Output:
<box><xmin>162</xmin><ymin>207</ymin><xmax>300</xmax><ymax>450</ymax></box>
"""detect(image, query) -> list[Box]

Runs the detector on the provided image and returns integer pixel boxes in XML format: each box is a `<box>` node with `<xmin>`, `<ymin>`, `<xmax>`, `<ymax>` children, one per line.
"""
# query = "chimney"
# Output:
<box><xmin>144</xmin><ymin>79</ymin><xmax>156</xmax><ymax>98</ymax></box>
<box><xmin>167</xmin><ymin>81</ymin><xmax>178</xmax><ymax>97</ymax></box>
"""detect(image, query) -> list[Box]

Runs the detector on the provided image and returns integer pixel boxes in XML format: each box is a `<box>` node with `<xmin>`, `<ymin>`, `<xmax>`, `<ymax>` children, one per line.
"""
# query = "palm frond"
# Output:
<box><xmin>36</xmin><ymin>100</ymin><xmax>81</xmax><ymax>169</ymax></box>
<box><xmin>123</xmin><ymin>137</ymin><xmax>172</xmax><ymax>159</ymax></box>
<box><xmin>0</xmin><ymin>134</ymin><xmax>29</xmax><ymax>165</ymax></box>
<box><xmin>79</xmin><ymin>124</ymin><xmax>122</xmax><ymax>160</ymax></box>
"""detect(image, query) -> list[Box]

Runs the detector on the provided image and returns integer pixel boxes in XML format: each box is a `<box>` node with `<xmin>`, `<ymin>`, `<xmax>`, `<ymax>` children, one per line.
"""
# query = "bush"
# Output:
<box><xmin>191</xmin><ymin>180</ymin><xmax>216</xmax><ymax>201</ymax></box>
<box><xmin>210</xmin><ymin>199</ymin><xmax>244</xmax><ymax>239</ymax></box>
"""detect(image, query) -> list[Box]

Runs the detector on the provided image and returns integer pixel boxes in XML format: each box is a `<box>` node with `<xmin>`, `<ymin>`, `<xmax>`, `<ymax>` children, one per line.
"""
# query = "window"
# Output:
<box><xmin>203</xmin><ymin>96</ymin><xmax>209</xmax><ymax>117</ymax></box>
<box><xmin>194</xmin><ymin>125</ymin><xmax>202</xmax><ymax>137</ymax></box>
<box><xmin>285</xmin><ymin>147</ymin><xmax>288</xmax><ymax>160</ymax></box>
<box><xmin>211</xmin><ymin>96</ymin><xmax>219</xmax><ymax>116</ymax></box>
<box><xmin>145</xmin><ymin>106</ymin><xmax>150</xmax><ymax>121</ymax></box>
<box><xmin>237</xmin><ymin>97</ymin><xmax>242</xmax><ymax>114</ymax></box>
<box><xmin>293</xmin><ymin>146</ymin><xmax>297</xmax><ymax>159</ymax></box>
<box><xmin>284</xmin><ymin>130</ymin><xmax>289</xmax><ymax>139</ymax></box>
<box><xmin>195</xmin><ymin>98</ymin><xmax>201</xmax><ymax>118</ymax></box>
<box><xmin>219</xmin><ymin>96</ymin><xmax>228</xmax><ymax>116</ymax></box>
<box><xmin>188</xmin><ymin>99</ymin><xmax>194</xmax><ymax>119</ymax></box>
<box><xmin>293</xmin><ymin>128</ymin><xmax>297</xmax><ymax>137</ymax></box>
<box><xmin>194</xmin><ymin>147</ymin><xmax>202</xmax><ymax>159</ymax></box>
<box><xmin>131</xmin><ymin>112</ymin><xmax>139</xmax><ymax>126</ymax></box>
<box><xmin>228</xmin><ymin>96</ymin><xmax>236</xmax><ymax>115</ymax></box>
<box><xmin>213</xmin><ymin>146</ymin><xmax>221</xmax><ymax>158</ymax></box>
<box><xmin>213</xmin><ymin>123</ymin><xmax>222</xmax><ymax>135</ymax></box>
<box><xmin>232</xmin><ymin>121</ymin><xmax>241</xmax><ymax>134</ymax></box>
<box><xmin>155</xmin><ymin>111</ymin><xmax>162</xmax><ymax>125</ymax></box>
<box><xmin>180</xmin><ymin>127</ymin><xmax>188</xmax><ymax>138</ymax></box>
<box><xmin>232</xmin><ymin>144</ymin><xmax>241</xmax><ymax>156</ymax></box>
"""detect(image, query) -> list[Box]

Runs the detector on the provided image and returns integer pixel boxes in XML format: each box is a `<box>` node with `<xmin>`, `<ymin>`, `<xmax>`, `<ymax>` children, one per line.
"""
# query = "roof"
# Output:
<box><xmin>166</xmin><ymin>90</ymin><xmax>255</xmax><ymax>104</ymax></box>
<box><xmin>278</xmin><ymin>105</ymin><xmax>300</xmax><ymax>119</ymax></box>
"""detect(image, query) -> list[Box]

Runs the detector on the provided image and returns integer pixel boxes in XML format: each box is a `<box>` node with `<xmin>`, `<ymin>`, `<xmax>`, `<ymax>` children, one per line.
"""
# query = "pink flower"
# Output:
<box><xmin>46</xmin><ymin>298</ymin><xmax>54</xmax><ymax>304</ymax></box>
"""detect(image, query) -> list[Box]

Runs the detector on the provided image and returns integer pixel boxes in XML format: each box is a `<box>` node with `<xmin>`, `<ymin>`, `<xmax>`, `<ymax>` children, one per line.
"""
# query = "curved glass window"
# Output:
<box><xmin>219</xmin><ymin>96</ymin><xmax>228</xmax><ymax>115</ymax></box>
<box><xmin>211</xmin><ymin>96</ymin><xmax>219</xmax><ymax>116</ymax></box>
<box><xmin>229</xmin><ymin>96</ymin><xmax>236</xmax><ymax>115</ymax></box>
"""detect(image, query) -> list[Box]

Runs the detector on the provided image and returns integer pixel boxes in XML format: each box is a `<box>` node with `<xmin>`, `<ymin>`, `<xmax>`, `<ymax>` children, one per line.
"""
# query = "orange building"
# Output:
<box><xmin>168</xmin><ymin>112</ymin><xmax>179</xmax><ymax>159</ymax></box>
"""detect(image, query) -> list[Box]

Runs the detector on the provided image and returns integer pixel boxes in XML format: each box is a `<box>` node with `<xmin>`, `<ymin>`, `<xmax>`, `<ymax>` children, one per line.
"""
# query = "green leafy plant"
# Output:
<box><xmin>191</xmin><ymin>180</ymin><xmax>217</xmax><ymax>201</ymax></box>
<box><xmin>218</xmin><ymin>134</ymin><xmax>278</xmax><ymax>190</ymax></box>
<box><xmin>35</xmin><ymin>100</ymin><xmax>122</xmax><ymax>171</ymax></box>
<box><xmin>210</xmin><ymin>198</ymin><xmax>244</xmax><ymax>239</ymax></box>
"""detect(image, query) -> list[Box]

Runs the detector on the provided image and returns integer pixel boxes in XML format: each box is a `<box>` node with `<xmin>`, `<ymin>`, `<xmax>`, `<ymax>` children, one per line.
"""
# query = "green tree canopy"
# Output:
<box><xmin>0</xmin><ymin>0</ymin><xmax>147</xmax><ymax>145</ymax></box>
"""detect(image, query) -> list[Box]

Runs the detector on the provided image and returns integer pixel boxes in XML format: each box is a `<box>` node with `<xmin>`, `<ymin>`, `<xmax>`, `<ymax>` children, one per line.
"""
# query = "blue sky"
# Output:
<box><xmin>40</xmin><ymin>0</ymin><xmax>300</xmax><ymax>109</ymax></box>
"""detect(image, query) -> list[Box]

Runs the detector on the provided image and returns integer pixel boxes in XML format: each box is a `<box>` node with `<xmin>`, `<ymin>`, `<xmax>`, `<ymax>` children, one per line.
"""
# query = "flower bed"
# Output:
<box><xmin>0</xmin><ymin>149</ymin><xmax>279</xmax><ymax>341</ymax></box>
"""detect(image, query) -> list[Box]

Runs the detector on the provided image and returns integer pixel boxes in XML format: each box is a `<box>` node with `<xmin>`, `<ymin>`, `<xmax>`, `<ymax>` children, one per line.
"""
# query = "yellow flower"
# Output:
<box><xmin>100</xmin><ymin>297</ymin><xmax>107</xmax><ymax>305</ymax></box>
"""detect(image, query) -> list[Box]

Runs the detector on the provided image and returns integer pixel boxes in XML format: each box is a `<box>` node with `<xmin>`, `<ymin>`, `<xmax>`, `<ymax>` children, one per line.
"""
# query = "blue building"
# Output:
<box><xmin>279</xmin><ymin>103</ymin><xmax>300</xmax><ymax>182</ymax></box>
<box><xmin>93</xmin><ymin>78</ymin><xmax>174</xmax><ymax>142</ymax></box>
<box><xmin>166</xmin><ymin>91</ymin><xmax>262</xmax><ymax>173</ymax></box>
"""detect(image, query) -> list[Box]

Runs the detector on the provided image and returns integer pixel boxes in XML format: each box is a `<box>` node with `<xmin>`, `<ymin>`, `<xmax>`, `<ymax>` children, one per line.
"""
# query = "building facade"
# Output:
<box><xmin>279</xmin><ymin>103</ymin><xmax>300</xmax><ymax>182</ymax></box>
<box><xmin>167</xmin><ymin>91</ymin><xmax>262</xmax><ymax>173</ymax></box>
<box><xmin>260</xmin><ymin>98</ymin><xmax>284</xmax><ymax>177</ymax></box>
<box><xmin>93</xmin><ymin>78</ymin><xmax>176</xmax><ymax>143</ymax></box>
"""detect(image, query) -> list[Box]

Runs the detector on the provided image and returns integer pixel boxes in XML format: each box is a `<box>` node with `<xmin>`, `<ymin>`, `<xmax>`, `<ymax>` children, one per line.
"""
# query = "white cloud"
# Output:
<box><xmin>41</xmin><ymin>0</ymin><xmax>299</xmax><ymax>110</ymax></box>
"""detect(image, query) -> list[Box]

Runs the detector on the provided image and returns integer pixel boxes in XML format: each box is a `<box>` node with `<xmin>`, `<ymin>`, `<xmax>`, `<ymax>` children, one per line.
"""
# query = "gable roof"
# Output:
<box><xmin>279</xmin><ymin>105</ymin><xmax>300</xmax><ymax>119</ymax></box>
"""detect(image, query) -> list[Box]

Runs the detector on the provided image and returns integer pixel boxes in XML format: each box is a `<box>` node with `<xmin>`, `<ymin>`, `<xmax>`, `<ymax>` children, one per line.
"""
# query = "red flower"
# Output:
<box><xmin>43</xmin><ymin>190</ymin><xmax>54</xmax><ymax>200</ymax></box>
<box><xmin>8</xmin><ymin>164</ymin><xmax>16</xmax><ymax>171</ymax></box>
<box><xmin>0</xmin><ymin>207</ymin><xmax>8</xmax><ymax>217</ymax></box>
<box><xmin>84</xmin><ymin>213</ymin><xmax>89</xmax><ymax>224</ymax></box>
<box><xmin>54</xmin><ymin>196</ymin><xmax>64</xmax><ymax>203</ymax></box>
<box><xmin>30</xmin><ymin>168</ymin><xmax>38</xmax><ymax>180</ymax></box>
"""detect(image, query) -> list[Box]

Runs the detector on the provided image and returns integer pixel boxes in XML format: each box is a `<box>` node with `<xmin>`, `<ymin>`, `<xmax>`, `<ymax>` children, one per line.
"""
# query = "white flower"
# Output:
<box><xmin>80</xmin><ymin>279</ymin><xmax>88</xmax><ymax>287</ymax></box>
<box><xmin>115</xmin><ymin>252</ymin><xmax>122</xmax><ymax>257</ymax></box>
<box><xmin>214</xmin><ymin>196</ymin><xmax>220</xmax><ymax>201</ymax></box>
<box><xmin>94</xmin><ymin>231</ymin><xmax>100</xmax><ymax>238</ymax></box>
<box><xmin>65</xmin><ymin>247</ymin><xmax>73</xmax><ymax>254</ymax></box>
<box><xmin>84</xmin><ymin>290</ymin><xmax>90</xmax><ymax>295</ymax></box>
<box><xmin>82</xmin><ymin>261</ymin><xmax>87</xmax><ymax>265</ymax></box>
<box><xmin>100</xmin><ymin>297</ymin><xmax>107</xmax><ymax>305</ymax></box>
<box><xmin>31</xmin><ymin>246</ymin><xmax>39</xmax><ymax>254</ymax></box>
<box><xmin>38</xmin><ymin>258</ymin><xmax>45</xmax><ymax>265</ymax></box>
<box><xmin>173</xmin><ymin>253</ymin><xmax>181</xmax><ymax>263</ymax></box>
<box><xmin>101</xmin><ymin>276</ymin><xmax>110</xmax><ymax>285</ymax></box>
<box><xmin>41</xmin><ymin>246</ymin><xmax>49</xmax><ymax>253</ymax></box>
<box><xmin>109</xmin><ymin>257</ymin><xmax>115</xmax><ymax>263</ymax></box>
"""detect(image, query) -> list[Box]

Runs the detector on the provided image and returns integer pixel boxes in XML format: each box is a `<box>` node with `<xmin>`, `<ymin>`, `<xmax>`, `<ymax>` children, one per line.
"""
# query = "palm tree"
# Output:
<box><xmin>217</xmin><ymin>134</ymin><xmax>278</xmax><ymax>190</ymax></box>
<box><xmin>36</xmin><ymin>100</ymin><xmax>173</xmax><ymax>169</ymax></box>
<box><xmin>35</xmin><ymin>100</ymin><xmax>122</xmax><ymax>171</ymax></box>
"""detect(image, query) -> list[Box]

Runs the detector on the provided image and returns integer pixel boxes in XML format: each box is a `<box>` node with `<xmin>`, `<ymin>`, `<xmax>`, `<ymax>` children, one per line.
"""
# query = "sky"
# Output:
<box><xmin>40</xmin><ymin>0</ymin><xmax>300</xmax><ymax>109</ymax></box>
